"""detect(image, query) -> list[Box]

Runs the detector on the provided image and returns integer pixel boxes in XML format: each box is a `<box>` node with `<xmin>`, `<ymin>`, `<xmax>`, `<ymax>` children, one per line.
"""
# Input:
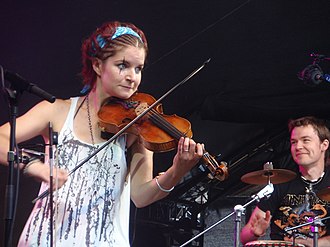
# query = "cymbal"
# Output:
<box><xmin>317</xmin><ymin>187</ymin><xmax>330</xmax><ymax>202</ymax></box>
<box><xmin>241</xmin><ymin>169</ymin><xmax>297</xmax><ymax>185</ymax></box>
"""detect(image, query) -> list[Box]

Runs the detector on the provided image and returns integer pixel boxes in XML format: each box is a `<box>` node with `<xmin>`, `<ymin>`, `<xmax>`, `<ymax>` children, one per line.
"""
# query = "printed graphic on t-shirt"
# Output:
<box><xmin>274</xmin><ymin>193</ymin><xmax>328</xmax><ymax>239</ymax></box>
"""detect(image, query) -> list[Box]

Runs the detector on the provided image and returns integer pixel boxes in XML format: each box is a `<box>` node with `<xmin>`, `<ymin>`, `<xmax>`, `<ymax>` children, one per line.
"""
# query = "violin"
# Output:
<box><xmin>98</xmin><ymin>92</ymin><xmax>228</xmax><ymax>181</ymax></box>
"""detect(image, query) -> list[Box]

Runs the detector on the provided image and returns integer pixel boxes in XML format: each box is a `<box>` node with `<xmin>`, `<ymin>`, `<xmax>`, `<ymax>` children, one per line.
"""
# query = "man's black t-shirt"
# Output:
<box><xmin>258</xmin><ymin>169</ymin><xmax>330</xmax><ymax>240</ymax></box>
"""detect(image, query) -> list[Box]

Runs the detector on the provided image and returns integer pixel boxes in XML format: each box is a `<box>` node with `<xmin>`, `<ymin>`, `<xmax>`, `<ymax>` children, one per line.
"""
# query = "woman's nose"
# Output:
<box><xmin>125</xmin><ymin>69</ymin><xmax>136</xmax><ymax>82</ymax></box>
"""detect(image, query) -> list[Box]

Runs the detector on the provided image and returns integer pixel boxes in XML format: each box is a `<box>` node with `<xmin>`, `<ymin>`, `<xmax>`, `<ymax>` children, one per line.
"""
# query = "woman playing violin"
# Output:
<box><xmin>0</xmin><ymin>21</ymin><xmax>203</xmax><ymax>246</ymax></box>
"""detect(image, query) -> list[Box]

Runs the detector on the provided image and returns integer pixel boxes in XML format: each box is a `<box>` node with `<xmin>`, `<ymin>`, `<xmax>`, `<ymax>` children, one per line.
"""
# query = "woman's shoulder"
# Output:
<box><xmin>52</xmin><ymin>98</ymin><xmax>72</xmax><ymax>111</ymax></box>
<box><xmin>29</xmin><ymin>98</ymin><xmax>74</xmax><ymax>130</ymax></box>
<box><xmin>36</xmin><ymin>97</ymin><xmax>75</xmax><ymax>112</ymax></box>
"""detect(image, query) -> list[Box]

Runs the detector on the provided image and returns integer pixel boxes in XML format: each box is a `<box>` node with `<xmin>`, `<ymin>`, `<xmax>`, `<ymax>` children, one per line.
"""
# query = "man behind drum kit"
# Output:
<box><xmin>241</xmin><ymin>116</ymin><xmax>330</xmax><ymax>247</ymax></box>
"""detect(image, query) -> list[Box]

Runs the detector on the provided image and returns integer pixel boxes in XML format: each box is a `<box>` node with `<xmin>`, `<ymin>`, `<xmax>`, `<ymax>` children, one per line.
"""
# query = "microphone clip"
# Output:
<box><xmin>251</xmin><ymin>183</ymin><xmax>274</xmax><ymax>202</ymax></box>
<box><xmin>298</xmin><ymin>64</ymin><xmax>324</xmax><ymax>86</ymax></box>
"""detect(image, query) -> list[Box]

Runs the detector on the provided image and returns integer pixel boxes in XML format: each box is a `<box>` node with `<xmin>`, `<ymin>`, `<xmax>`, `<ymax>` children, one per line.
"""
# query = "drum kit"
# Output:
<box><xmin>180</xmin><ymin>162</ymin><xmax>330</xmax><ymax>247</ymax></box>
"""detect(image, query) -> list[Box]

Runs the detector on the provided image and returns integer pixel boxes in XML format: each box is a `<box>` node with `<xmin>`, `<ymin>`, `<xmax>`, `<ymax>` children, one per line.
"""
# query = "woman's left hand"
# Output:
<box><xmin>172</xmin><ymin>137</ymin><xmax>204</xmax><ymax>176</ymax></box>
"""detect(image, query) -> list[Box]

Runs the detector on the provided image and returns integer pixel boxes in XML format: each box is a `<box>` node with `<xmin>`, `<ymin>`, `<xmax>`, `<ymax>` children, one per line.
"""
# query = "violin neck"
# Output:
<box><xmin>149</xmin><ymin>111</ymin><xmax>187</xmax><ymax>140</ymax></box>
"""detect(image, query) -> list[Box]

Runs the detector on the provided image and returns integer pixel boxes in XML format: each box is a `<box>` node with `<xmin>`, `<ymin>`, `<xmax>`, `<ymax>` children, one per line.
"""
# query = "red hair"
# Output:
<box><xmin>81</xmin><ymin>21</ymin><xmax>148</xmax><ymax>89</ymax></box>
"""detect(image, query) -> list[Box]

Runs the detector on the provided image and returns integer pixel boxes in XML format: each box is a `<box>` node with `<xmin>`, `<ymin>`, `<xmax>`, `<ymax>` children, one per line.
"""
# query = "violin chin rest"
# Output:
<box><xmin>100</xmin><ymin>130</ymin><xmax>115</xmax><ymax>140</ymax></box>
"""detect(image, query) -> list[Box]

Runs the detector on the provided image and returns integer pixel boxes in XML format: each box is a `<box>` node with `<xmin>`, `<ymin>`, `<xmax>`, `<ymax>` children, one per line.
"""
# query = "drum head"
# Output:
<box><xmin>244</xmin><ymin>240</ymin><xmax>305</xmax><ymax>247</ymax></box>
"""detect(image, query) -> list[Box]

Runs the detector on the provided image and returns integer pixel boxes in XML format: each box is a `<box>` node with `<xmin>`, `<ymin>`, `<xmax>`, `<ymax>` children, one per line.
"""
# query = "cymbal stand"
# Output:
<box><xmin>285</xmin><ymin>216</ymin><xmax>330</xmax><ymax>247</ymax></box>
<box><xmin>179</xmin><ymin>183</ymin><xmax>274</xmax><ymax>247</ymax></box>
<box><xmin>311</xmin><ymin>218</ymin><xmax>320</xmax><ymax>247</ymax></box>
<box><xmin>292</xmin><ymin>230</ymin><xmax>298</xmax><ymax>246</ymax></box>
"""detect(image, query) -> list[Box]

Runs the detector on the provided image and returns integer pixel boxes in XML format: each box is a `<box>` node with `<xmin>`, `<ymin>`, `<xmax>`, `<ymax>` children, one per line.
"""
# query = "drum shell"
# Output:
<box><xmin>244</xmin><ymin>240</ymin><xmax>305</xmax><ymax>247</ymax></box>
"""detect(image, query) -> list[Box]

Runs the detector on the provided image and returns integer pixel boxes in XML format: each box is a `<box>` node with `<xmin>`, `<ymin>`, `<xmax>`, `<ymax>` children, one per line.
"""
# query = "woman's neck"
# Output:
<box><xmin>88</xmin><ymin>84</ymin><xmax>109</xmax><ymax>112</ymax></box>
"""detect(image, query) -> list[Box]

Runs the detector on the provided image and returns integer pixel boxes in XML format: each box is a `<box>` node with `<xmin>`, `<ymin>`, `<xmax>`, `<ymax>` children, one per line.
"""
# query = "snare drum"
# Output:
<box><xmin>244</xmin><ymin>240</ymin><xmax>305</xmax><ymax>247</ymax></box>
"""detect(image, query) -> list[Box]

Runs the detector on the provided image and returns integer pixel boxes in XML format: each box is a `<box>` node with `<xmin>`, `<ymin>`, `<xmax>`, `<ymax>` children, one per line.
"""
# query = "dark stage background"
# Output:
<box><xmin>1</xmin><ymin>1</ymin><xmax>330</xmax><ymax>246</ymax></box>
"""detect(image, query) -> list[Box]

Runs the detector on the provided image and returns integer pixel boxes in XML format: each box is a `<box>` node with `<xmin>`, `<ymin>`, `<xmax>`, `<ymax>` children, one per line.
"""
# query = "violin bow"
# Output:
<box><xmin>32</xmin><ymin>58</ymin><xmax>211</xmax><ymax>203</ymax></box>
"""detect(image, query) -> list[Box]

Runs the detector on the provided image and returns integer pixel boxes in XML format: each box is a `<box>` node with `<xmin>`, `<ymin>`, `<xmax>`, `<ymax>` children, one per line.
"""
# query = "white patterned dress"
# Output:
<box><xmin>18</xmin><ymin>97</ymin><xmax>130</xmax><ymax>247</ymax></box>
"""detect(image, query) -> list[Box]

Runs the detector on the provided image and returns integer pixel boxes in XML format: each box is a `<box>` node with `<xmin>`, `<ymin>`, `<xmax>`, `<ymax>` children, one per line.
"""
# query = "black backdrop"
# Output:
<box><xmin>1</xmin><ymin>0</ymin><xmax>330</xmax><ymax>246</ymax></box>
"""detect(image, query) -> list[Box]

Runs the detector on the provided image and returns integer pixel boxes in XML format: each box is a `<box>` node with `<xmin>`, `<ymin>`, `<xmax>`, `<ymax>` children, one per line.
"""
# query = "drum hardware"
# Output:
<box><xmin>241</xmin><ymin>162</ymin><xmax>296</xmax><ymax>185</ymax></box>
<box><xmin>291</xmin><ymin>230</ymin><xmax>299</xmax><ymax>247</ymax></box>
<box><xmin>244</xmin><ymin>240</ymin><xmax>305</xmax><ymax>246</ymax></box>
<box><xmin>179</xmin><ymin>183</ymin><xmax>274</xmax><ymax>247</ymax></box>
<box><xmin>180</xmin><ymin>162</ymin><xmax>297</xmax><ymax>247</ymax></box>
<box><xmin>285</xmin><ymin>215</ymin><xmax>330</xmax><ymax>247</ymax></box>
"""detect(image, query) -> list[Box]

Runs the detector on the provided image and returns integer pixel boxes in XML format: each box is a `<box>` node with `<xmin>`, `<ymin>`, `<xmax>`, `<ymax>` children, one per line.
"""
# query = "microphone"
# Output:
<box><xmin>310</xmin><ymin>53</ymin><xmax>330</xmax><ymax>61</ymax></box>
<box><xmin>4</xmin><ymin>69</ymin><xmax>56</xmax><ymax>103</ymax></box>
<box><xmin>298</xmin><ymin>64</ymin><xmax>330</xmax><ymax>86</ymax></box>
<box><xmin>252</xmin><ymin>183</ymin><xmax>274</xmax><ymax>202</ymax></box>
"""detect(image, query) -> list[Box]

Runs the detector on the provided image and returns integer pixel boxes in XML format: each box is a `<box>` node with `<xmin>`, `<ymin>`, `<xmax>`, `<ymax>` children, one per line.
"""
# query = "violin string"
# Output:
<box><xmin>203</xmin><ymin>152</ymin><xmax>217</xmax><ymax>169</ymax></box>
<box><xmin>147</xmin><ymin>109</ymin><xmax>182</xmax><ymax>137</ymax></box>
<box><xmin>148</xmin><ymin>108</ymin><xmax>185</xmax><ymax>140</ymax></box>
<box><xmin>148</xmin><ymin>113</ymin><xmax>182</xmax><ymax>139</ymax></box>
<box><xmin>139</xmin><ymin>103</ymin><xmax>223</xmax><ymax>177</ymax></box>
<box><xmin>148</xmin><ymin>109</ymin><xmax>215</xmax><ymax>160</ymax></box>
<box><xmin>131</xmin><ymin>97</ymin><xmax>220</xmax><ymax>170</ymax></box>
<box><xmin>149</xmin><ymin>109</ymin><xmax>220</xmax><ymax>169</ymax></box>
<box><xmin>150</xmin><ymin>111</ymin><xmax>184</xmax><ymax>139</ymax></box>
<box><xmin>148</xmin><ymin>108</ymin><xmax>221</xmax><ymax>176</ymax></box>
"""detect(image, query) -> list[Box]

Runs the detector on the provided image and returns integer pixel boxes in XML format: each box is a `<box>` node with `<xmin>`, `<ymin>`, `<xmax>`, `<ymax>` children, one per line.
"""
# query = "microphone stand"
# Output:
<box><xmin>48</xmin><ymin>122</ymin><xmax>58</xmax><ymax>247</ymax></box>
<box><xmin>2</xmin><ymin>85</ymin><xmax>20</xmax><ymax>247</ymax></box>
<box><xmin>179</xmin><ymin>183</ymin><xmax>274</xmax><ymax>247</ymax></box>
<box><xmin>285</xmin><ymin>216</ymin><xmax>330</xmax><ymax>247</ymax></box>
<box><xmin>0</xmin><ymin>65</ymin><xmax>56</xmax><ymax>247</ymax></box>
<box><xmin>32</xmin><ymin>58</ymin><xmax>211</xmax><ymax>203</ymax></box>
<box><xmin>234</xmin><ymin>204</ymin><xmax>245</xmax><ymax>247</ymax></box>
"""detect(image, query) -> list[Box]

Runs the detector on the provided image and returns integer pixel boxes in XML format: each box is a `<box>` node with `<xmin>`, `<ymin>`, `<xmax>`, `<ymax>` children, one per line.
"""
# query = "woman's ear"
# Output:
<box><xmin>92</xmin><ymin>58</ymin><xmax>102</xmax><ymax>76</ymax></box>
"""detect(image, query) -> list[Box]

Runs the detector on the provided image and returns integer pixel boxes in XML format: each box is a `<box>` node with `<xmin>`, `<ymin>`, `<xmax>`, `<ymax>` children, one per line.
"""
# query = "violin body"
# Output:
<box><xmin>98</xmin><ymin>92</ymin><xmax>228</xmax><ymax>181</ymax></box>
<box><xmin>98</xmin><ymin>93</ymin><xmax>192</xmax><ymax>152</ymax></box>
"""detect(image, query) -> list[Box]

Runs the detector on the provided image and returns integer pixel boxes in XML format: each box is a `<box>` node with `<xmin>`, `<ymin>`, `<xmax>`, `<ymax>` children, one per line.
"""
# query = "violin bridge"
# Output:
<box><xmin>135</xmin><ymin>102</ymin><xmax>149</xmax><ymax>116</ymax></box>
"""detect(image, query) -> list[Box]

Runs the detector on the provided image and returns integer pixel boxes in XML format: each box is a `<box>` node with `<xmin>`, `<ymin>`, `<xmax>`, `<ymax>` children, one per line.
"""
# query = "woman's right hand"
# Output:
<box><xmin>24</xmin><ymin>161</ymin><xmax>68</xmax><ymax>190</ymax></box>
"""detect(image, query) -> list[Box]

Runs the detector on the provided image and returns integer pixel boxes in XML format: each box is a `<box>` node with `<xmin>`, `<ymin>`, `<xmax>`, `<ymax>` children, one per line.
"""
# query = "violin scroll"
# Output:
<box><xmin>202</xmin><ymin>152</ymin><xmax>229</xmax><ymax>181</ymax></box>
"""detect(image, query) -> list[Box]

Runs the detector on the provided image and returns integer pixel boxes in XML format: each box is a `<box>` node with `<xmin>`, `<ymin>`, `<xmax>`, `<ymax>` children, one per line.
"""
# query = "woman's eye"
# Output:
<box><xmin>118</xmin><ymin>64</ymin><xmax>126</xmax><ymax>70</ymax></box>
<box><xmin>135</xmin><ymin>67</ymin><xmax>143</xmax><ymax>73</ymax></box>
